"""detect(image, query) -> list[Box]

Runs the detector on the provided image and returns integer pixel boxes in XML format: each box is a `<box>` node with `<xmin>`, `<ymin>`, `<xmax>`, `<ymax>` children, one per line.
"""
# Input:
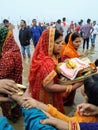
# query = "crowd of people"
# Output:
<box><xmin>0</xmin><ymin>17</ymin><xmax>98</xmax><ymax>130</ymax></box>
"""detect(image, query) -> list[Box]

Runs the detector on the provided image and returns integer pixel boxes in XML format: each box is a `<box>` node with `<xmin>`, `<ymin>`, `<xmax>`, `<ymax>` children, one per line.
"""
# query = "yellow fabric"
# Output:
<box><xmin>43</xmin><ymin>70</ymin><xmax>57</xmax><ymax>87</ymax></box>
<box><xmin>48</xmin><ymin>28</ymin><xmax>55</xmax><ymax>56</ymax></box>
<box><xmin>47</xmin><ymin>104</ymin><xmax>98</xmax><ymax>123</ymax></box>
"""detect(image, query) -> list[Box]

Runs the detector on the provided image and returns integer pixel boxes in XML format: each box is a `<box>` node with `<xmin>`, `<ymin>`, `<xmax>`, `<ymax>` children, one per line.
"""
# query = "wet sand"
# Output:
<box><xmin>1</xmin><ymin>28</ymin><xmax>98</xmax><ymax>129</ymax></box>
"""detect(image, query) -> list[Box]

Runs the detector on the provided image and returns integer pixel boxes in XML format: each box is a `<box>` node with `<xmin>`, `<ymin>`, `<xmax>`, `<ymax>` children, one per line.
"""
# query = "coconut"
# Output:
<box><xmin>14</xmin><ymin>84</ymin><xmax>27</xmax><ymax>96</ymax></box>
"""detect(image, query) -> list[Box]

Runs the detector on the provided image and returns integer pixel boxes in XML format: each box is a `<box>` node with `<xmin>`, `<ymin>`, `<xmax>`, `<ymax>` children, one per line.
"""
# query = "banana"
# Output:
<box><xmin>66</xmin><ymin>59</ymin><xmax>77</xmax><ymax>69</ymax></box>
<box><xmin>66</xmin><ymin>60</ymin><xmax>72</xmax><ymax>69</ymax></box>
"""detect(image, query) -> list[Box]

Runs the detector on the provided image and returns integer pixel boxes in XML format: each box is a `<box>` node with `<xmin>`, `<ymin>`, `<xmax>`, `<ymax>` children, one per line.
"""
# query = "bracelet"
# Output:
<box><xmin>66</xmin><ymin>85</ymin><xmax>72</xmax><ymax>93</ymax></box>
<box><xmin>69</xmin><ymin>121</ymin><xmax>80</xmax><ymax>130</ymax></box>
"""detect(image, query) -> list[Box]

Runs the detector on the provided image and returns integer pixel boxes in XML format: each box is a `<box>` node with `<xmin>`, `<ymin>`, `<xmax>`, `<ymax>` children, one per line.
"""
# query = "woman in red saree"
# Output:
<box><xmin>29</xmin><ymin>28</ymin><xmax>82</xmax><ymax>113</ymax></box>
<box><xmin>0</xmin><ymin>27</ymin><xmax>22</xmax><ymax>122</ymax></box>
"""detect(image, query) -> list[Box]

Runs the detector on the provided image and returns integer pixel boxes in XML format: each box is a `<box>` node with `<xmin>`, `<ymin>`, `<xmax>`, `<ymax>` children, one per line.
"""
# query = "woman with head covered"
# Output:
<box><xmin>0</xmin><ymin>27</ymin><xmax>22</xmax><ymax>122</ymax></box>
<box><xmin>28</xmin><ymin>28</ymin><xmax>82</xmax><ymax>113</ymax></box>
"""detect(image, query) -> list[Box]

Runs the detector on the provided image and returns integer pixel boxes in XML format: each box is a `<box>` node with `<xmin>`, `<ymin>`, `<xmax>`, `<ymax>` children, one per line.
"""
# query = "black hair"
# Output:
<box><xmin>95</xmin><ymin>59</ymin><xmax>98</xmax><ymax>66</ymax></box>
<box><xmin>57</xmin><ymin>19</ymin><xmax>61</xmax><ymax>24</ymax></box>
<box><xmin>71</xmin><ymin>33</ymin><xmax>80</xmax><ymax>41</ymax></box>
<box><xmin>54</xmin><ymin>29</ymin><xmax>62</xmax><ymax>41</ymax></box>
<box><xmin>64</xmin><ymin>32</ymin><xmax>71</xmax><ymax>44</ymax></box>
<box><xmin>87</xmin><ymin>19</ymin><xmax>91</xmax><ymax>24</ymax></box>
<box><xmin>21</xmin><ymin>19</ymin><xmax>26</xmax><ymax>25</ymax></box>
<box><xmin>62</xmin><ymin>17</ymin><xmax>66</xmax><ymax>21</ymax></box>
<box><xmin>80</xmin><ymin>19</ymin><xmax>83</xmax><ymax>23</ymax></box>
<box><xmin>32</xmin><ymin>19</ymin><xmax>36</xmax><ymax>21</ymax></box>
<box><xmin>78</xmin><ymin>21</ymin><xmax>82</xmax><ymax>25</ymax></box>
<box><xmin>84</xmin><ymin>74</ymin><xmax>98</xmax><ymax>106</ymax></box>
<box><xmin>3</xmin><ymin>19</ymin><xmax>9</xmax><ymax>24</ymax></box>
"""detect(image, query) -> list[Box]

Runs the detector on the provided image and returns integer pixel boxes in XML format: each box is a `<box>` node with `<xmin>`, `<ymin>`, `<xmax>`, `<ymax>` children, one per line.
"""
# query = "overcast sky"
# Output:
<box><xmin>0</xmin><ymin>0</ymin><xmax>98</xmax><ymax>24</ymax></box>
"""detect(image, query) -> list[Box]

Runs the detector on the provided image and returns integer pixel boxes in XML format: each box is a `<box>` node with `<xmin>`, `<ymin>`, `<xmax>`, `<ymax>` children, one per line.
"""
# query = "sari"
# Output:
<box><xmin>62</xmin><ymin>33</ymin><xmax>79</xmax><ymax>59</ymax></box>
<box><xmin>60</xmin><ymin>33</ymin><xmax>79</xmax><ymax>106</ymax></box>
<box><xmin>0</xmin><ymin>27</ymin><xmax>22</xmax><ymax>120</ymax></box>
<box><xmin>47</xmin><ymin>104</ymin><xmax>98</xmax><ymax>123</ymax></box>
<box><xmin>29</xmin><ymin>28</ymin><xmax>65</xmax><ymax>113</ymax></box>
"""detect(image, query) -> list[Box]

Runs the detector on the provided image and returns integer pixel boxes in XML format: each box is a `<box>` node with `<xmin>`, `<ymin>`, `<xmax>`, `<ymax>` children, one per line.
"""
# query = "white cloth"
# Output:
<box><xmin>61</xmin><ymin>22</ymin><xmax>69</xmax><ymax>40</ymax></box>
<box><xmin>59</xmin><ymin>58</ymin><xmax>89</xmax><ymax>80</ymax></box>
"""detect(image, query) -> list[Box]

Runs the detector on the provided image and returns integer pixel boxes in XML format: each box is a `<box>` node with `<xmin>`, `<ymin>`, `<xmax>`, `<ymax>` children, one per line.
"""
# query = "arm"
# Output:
<box><xmin>30</xmin><ymin>28</ymin><xmax>34</xmax><ymax>40</ymax></box>
<box><xmin>21</xmin><ymin>106</ymin><xmax>56</xmax><ymax>130</ymax></box>
<box><xmin>39</xmin><ymin>26</ymin><xmax>42</xmax><ymax>35</ymax></box>
<box><xmin>28</xmin><ymin>28</ymin><xmax>31</xmax><ymax>40</ymax></box>
<box><xmin>0</xmin><ymin>117</ymin><xmax>14</xmax><ymax>130</ymax></box>
<box><xmin>41</xmin><ymin>117</ymin><xmax>98</xmax><ymax>130</ymax></box>
<box><xmin>78</xmin><ymin>51</ymin><xmax>88</xmax><ymax>57</ymax></box>
<box><xmin>10</xmin><ymin>94</ymin><xmax>68</xmax><ymax>130</ymax></box>
<box><xmin>40</xmin><ymin>116</ymin><xmax>69</xmax><ymax>130</ymax></box>
<box><xmin>44</xmin><ymin>79</ymin><xmax>83</xmax><ymax>93</ymax></box>
<box><xmin>11</xmin><ymin>94</ymin><xmax>69</xmax><ymax>121</ymax></box>
<box><xmin>0</xmin><ymin>95</ymin><xmax>11</xmax><ymax>102</ymax></box>
<box><xmin>90</xmin><ymin>26</ymin><xmax>94</xmax><ymax>34</ymax></box>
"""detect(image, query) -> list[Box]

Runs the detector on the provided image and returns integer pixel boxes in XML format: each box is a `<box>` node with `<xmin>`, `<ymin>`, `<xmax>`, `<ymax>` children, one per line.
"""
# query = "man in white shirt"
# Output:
<box><xmin>91</xmin><ymin>21</ymin><xmax>98</xmax><ymax>47</ymax></box>
<box><xmin>61</xmin><ymin>17</ymin><xmax>69</xmax><ymax>40</ymax></box>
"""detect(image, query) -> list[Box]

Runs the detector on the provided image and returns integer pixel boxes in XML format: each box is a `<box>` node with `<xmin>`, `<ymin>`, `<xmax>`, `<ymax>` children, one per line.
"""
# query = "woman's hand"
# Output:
<box><xmin>72</xmin><ymin>81</ymin><xmax>83</xmax><ymax>90</ymax></box>
<box><xmin>0</xmin><ymin>79</ymin><xmax>18</xmax><ymax>95</ymax></box>
<box><xmin>77</xmin><ymin>103</ymin><xmax>98</xmax><ymax>116</ymax></box>
<box><xmin>40</xmin><ymin>112</ymin><xmax>69</xmax><ymax>130</ymax></box>
<box><xmin>22</xmin><ymin>97</ymin><xmax>38</xmax><ymax>109</ymax></box>
<box><xmin>79</xmin><ymin>51</ymin><xmax>89</xmax><ymax>57</ymax></box>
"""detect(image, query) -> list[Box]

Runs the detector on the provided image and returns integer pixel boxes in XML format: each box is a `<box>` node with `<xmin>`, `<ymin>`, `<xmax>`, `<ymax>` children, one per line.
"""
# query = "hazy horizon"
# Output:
<box><xmin>0</xmin><ymin>0</ymin><xmax>98</xmax><ymax>24</ymax></box>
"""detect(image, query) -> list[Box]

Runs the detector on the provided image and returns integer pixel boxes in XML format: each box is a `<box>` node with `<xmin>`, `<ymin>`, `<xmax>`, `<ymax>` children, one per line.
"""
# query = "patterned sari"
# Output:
<box><xmin>29</xmin><ymin>28</ymin><xmax>65</xmax><ymax>113</ymax></box>
<box><xmin>0</xmin><ymin>27</ymin><xmax>22</xmax><ymax>120</ymax></box>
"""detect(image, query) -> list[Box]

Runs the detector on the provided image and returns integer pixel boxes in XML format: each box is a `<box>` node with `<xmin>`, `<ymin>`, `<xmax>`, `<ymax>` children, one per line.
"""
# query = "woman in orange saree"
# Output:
<box><xmin>61</xmin><ymin>33</ymin><xmax>81</xmax><ymax>60</ymax></box>
<box><xmin>61</xmin><ymin>33</ymin><xmax>88</xmax><ymax>60</ymax></box>
<box><xmin>60</xmin><ymin>33</ymin><xmax>87</xmax><ymax>106</ymax></box>
<box><xmin>28</xmin><ymin>28</ymin><xmax>82</xmax><ymax>113</ymax></box>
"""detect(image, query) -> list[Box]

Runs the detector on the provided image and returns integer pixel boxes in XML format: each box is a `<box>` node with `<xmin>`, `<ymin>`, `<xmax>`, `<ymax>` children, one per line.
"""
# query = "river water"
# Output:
<box><xmin>1</xmin><ymin>28</ymin><xmax>98</xmax><ymax>129</ymax></box>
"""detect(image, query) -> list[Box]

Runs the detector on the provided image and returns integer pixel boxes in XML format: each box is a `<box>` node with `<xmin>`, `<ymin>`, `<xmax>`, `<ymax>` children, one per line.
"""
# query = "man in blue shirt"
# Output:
<box><xmin>30</xmin><ymin>19</ymin><xmax>42</xmax><ymax>48</ymax></box>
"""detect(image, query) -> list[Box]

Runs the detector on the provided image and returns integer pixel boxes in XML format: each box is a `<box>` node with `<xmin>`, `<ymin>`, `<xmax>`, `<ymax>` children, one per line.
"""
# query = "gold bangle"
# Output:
<box><xmin>66</xmin><ymin>85</ymin><xmax>72</xmax><ymax>93</ymax></box>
